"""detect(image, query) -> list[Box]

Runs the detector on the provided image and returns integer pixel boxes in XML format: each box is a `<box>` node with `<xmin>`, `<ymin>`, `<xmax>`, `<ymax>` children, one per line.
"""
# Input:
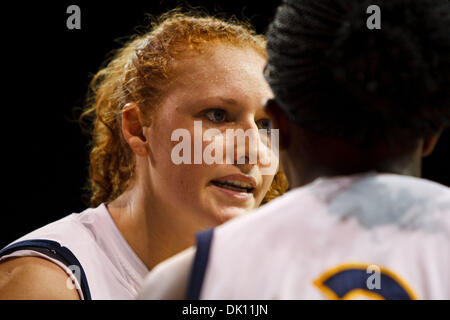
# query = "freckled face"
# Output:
<box><xmin>144</xmin><ymin>44</ymin><xmax>278</xmax><ymax>227</ymax></box>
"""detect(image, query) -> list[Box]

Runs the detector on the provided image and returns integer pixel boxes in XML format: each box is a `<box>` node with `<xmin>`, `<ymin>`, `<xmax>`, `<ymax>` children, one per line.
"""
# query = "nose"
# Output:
<box><xmin>225</xmin><ymin>118</ymin><xmax>262</xmax><ymax>172</ymax></box>
<box><xmin>235</xmin><ymin>155</ymin><xmax>253</xmax><ymax>174</ymax></box>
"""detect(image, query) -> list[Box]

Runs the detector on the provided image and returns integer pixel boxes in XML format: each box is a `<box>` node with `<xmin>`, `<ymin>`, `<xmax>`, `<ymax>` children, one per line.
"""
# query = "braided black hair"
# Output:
<box><xmin>265</xmin><ymin>0</ymin><xmax>450</xmax><ymax>147</ymax></box>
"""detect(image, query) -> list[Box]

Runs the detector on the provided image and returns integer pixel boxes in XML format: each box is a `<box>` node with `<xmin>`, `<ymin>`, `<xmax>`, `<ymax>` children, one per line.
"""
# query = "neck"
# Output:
<box><xmin>106</xmin><ymin>182</ymin><xmax>198</xmax><ymax>270</ymax></box>
<box><xmin>283</xmin><ymin>132</ymin><xmax>423</xmax><ymax>189</ymax></box>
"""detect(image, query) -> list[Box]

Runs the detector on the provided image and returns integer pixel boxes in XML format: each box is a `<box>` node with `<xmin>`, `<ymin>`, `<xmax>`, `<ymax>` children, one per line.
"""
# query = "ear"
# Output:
<box><xmin>422</xmin><ymin>133</ymin><xmax>442</xmax><ymax>157</ymax></box>
<box><xmin>263</xmin><ymin>98</ymin><xmax>291</xmax><ymax>149</ymax></box>
<box><xmin>121</xmin><ymin>102</ymin><xmax>149</xmax><ymax>157</ymax></box>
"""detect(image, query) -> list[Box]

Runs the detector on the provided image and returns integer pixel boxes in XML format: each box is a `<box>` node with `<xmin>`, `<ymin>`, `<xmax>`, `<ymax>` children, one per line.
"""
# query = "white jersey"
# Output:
<box><xmin>186</xmin><ymin>173</ymin><xmax>450</xmax><ymax>300</ymax></box>
<box><xmin>0</xmin><ymin>203</ymin><xmax>148</xmax><ymax>300</ymax></box>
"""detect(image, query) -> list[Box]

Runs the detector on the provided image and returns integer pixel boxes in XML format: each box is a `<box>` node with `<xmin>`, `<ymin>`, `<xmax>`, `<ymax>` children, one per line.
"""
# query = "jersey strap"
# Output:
<box><xmin>185</xmin><ymin>228</ymin><xmax>214</xmax><ymax>300</ymax></box>
<box><xmin>0</xmin><ymin>239</ymin><xmax>92</xmax><ymax>300</ymax></box>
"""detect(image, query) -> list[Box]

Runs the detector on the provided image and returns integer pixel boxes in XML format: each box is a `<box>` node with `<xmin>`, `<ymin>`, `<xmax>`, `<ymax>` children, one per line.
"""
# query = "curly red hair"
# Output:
<box><xmin>79</xmin><ymin>11</ymin><xmax>288</xmax><ymax>208</ymax></box>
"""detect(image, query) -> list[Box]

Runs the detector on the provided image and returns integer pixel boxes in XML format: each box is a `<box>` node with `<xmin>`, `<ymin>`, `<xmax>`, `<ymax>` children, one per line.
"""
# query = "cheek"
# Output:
<box><xmin>169</xmin><ymin>165</ymin><xmax>207</xmax><ymax>197</ymax></box>
<box><xmin>150</xmin><ymin>159</ymin><xmax>208</xmax><ymax>213</ymax></box>
<box><xmin>148</xmin><ymin>112</ymin><xmax>191</xmax><ymax>169</ymax></box>
<box><xmin>260</xmin><ymin>174</ymin><xmax>276</xmax><ymax>198</ymax></box>
<box><xmin>150</xmin><ymin>139</ymin><xmax>213</xmax><ymax>208</ymax></box>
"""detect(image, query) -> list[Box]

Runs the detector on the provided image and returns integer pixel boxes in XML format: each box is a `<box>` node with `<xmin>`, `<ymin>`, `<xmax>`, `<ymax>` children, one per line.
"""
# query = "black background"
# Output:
<box><xmin>2</xmin><ymin>0</ymin><xmax>449</xmax><ymax>248</ymax></box>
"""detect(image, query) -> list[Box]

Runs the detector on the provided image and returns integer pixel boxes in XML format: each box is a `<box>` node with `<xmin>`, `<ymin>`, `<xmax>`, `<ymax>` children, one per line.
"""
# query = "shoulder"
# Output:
<box><xmin>2</xmin><ymin>205</ymin><xmax>107</xmax><ymax>261</ymax></box>
<box><xmin>0</xmin><ymin>256</ymin><xmax>80</xmax><ymax>299</ymax></box>
<box><xmin>19</xmin><ymin>206</ymin><xmax>105</xmax><ymax>242</ymax></box>
<box><xmin>3</xmin><ymin>207</ymin><xmax>98</xmax><ymax>251</ymax></box>
<box><xmin>368</xmin><ymin>174</ymin><xmax>450</xmax><ymax>197</ymax></box>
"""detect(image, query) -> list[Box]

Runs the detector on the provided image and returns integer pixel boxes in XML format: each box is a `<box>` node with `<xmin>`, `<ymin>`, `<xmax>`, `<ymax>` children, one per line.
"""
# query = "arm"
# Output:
<box><xmin>137</xmin><ymin>247</ymin><xmax>196</xmax><ymax>300</ymax></box>
<box><xmin>0</xmin><ymin>256</ymin><xmax>80</xmax><ymax>300</ymax></box>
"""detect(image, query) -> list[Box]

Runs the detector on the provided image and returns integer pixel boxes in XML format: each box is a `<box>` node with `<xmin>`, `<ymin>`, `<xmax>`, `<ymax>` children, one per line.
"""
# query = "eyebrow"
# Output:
<box><xmin>190</xmin><ymin>96</ymin><xmax>269</xmax><ymax>116</ymax></box>
<box><xmin>197</xmin><ymin>96</ymin><xmax>238</xmax><ymax>106</ymax></box>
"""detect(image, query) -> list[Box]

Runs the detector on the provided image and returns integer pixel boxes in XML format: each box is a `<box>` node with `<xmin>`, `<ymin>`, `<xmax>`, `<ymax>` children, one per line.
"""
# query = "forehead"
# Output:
<box><xmin>165</xmin><ymin>44</ymin><xmax>272</xmax><ymax>104</ymax></box>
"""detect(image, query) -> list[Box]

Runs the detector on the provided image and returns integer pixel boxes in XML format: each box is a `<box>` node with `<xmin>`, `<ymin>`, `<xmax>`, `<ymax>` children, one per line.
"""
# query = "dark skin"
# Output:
<box><xmin>264</xmin><ymin>99</ymin><xmax>442</xmax><ymax>189</ymax></box>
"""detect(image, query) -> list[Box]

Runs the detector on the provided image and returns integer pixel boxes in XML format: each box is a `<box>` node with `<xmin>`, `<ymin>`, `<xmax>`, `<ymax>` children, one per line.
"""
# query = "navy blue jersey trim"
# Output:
<box><xmin>0</xmin><ymin>239</ymin><xmax>92</xmax><ymax>300</ymax></box>
<box><xmin>185</xmin><ymin>228</ymin><xmax>214</xmax><ymax>300</ymax></box>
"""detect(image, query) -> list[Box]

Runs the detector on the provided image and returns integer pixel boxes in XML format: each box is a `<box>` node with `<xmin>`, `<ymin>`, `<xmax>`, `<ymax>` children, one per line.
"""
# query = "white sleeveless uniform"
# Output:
<box><xmin>186</xmin><ymin>173</ymin><xmax>450</xmax><ymax>300</ymax></box>
<box><xmin>0</xmin><ymin>203</ymin><xmax>149</xmax><ymax>300</ymax></box>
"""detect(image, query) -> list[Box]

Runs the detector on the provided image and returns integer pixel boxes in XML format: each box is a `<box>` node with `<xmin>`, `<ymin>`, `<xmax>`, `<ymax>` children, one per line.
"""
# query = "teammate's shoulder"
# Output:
<box><xmin>376</xmin><ymin>174</ymin><xmax>449</xmax><ymax>193</ymax></box>
<box><xmin>0</xmin><ymin>256</ymin><xmax>80</xmax><ymax>299</ymax></box>
<box><xmin>137</xmin><ymin>247</ymin><xmax>196</xmax><ymax>300</ymax></box>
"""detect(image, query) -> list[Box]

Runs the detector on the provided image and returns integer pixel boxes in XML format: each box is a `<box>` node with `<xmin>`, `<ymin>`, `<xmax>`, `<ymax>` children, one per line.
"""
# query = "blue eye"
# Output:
<box><xmin>257</xmin><ymin>118</ymin><xmax>272</xmax><ymax>130</ymax></box>
<box><xmin>205</xmin><ymin>109</ymin><xmax>227</xmax><ymax>123</ymax></box>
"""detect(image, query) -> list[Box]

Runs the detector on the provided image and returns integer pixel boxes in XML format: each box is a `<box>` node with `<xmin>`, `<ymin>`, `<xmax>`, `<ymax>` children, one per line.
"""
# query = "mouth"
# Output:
<box><xmin>209</xmin><ymin>174</ymin><xmax>257</xmax><ymax>200</ymax></box>
<box><xmin>210</xmin><ymin>180</ymin><xmax>255</xmax><ymax>193</ymax></box>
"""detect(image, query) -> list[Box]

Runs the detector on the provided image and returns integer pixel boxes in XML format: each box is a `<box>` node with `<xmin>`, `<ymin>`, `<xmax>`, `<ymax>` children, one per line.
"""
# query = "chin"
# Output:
<box><xmin>213</xmin><ymin>206</ymin><xmax>252</xmax><ymax>224</ymax></box>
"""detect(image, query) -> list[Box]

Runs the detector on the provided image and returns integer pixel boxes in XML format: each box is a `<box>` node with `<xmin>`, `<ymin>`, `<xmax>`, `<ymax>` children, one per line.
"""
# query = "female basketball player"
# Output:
<box><xmin>0</xmin><ymin>11</ymin><xmax>287</xmax><ymax>299</ymax></box>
